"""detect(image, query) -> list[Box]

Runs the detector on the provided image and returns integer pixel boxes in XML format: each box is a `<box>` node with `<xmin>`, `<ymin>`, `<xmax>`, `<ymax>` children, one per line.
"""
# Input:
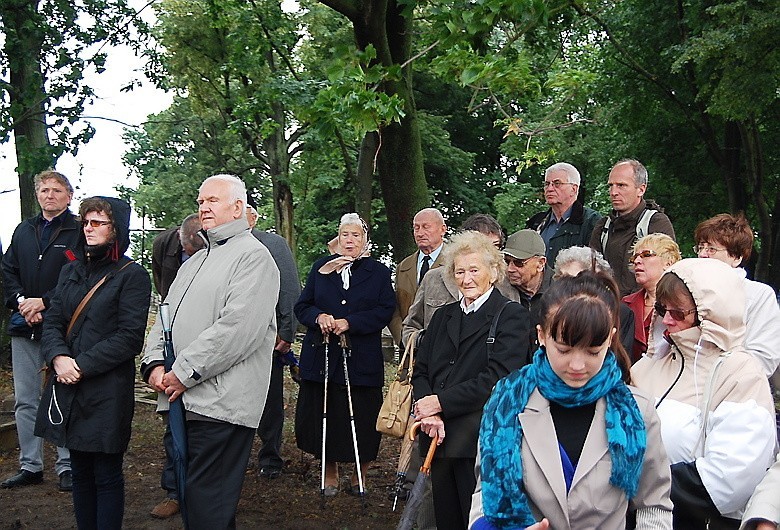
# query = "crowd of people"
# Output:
<box><xmin>0</xmin><ymin>160</ymin><xmax>778</xmax><ymax>530</ymax></box>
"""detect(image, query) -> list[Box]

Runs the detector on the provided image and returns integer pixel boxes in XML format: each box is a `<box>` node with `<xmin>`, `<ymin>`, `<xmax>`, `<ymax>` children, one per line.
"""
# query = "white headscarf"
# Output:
<box><xmin>318</xmin><ymin>213</ymin><xmax>371</xmax><ymax>289</ymax></box>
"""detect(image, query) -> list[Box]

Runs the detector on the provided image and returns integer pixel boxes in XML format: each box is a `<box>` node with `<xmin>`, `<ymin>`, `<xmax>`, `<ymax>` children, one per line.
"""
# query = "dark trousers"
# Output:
<box><xmin>257</xmin><ymin>359</ymin><xmax>284</xmax><ymax>470</ymax></box>
<box><xmin>430</xmin><ymin>457</ymin><xmax>476</xmax><ymax>530</ymax></box>
<box><xmin>160</xmin><ymin>414</ymin><xmax>178</xmax><ymax>499</ymax></box>
<box><xmin>70</xmin><ymin>449</ymin><xmax>124</xmax><ymax>530</ymax></box>
<box><xmin>185</xmin><ymin>420</ymin><xmax>255</xmax><ymax>530</ymax></box>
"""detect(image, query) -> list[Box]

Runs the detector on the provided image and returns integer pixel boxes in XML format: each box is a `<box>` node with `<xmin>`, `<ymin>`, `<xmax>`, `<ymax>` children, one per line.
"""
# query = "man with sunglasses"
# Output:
<box><xmin>589</xmin><ymin>159</ymin><xmax>676</xmax><ymax>296</ymax></box>
<box><xmin>1</xmin><ymin>170</ymin><xmax>82</xmax><ymax>491</ymax></box>
<box><xmin>526</xmin><ymin>162</ymin><xmax>602</xmax><ymax>265</ymax></box>
<box><xmin>503</xmin><ymin>229</ymin><xmax>553</xmax><ymax>356</ymax></box>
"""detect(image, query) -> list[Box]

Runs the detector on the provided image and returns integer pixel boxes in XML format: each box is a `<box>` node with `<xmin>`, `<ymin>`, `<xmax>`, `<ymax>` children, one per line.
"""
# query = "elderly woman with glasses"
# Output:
<box><xmin>412</xmin><ymin>231</ymin><xmax>530</xmax><ymax>529</ymax></box>
<box><xmin>553</xmin><ymin>246</ymin><xmax>635</xmax><ymax>356</ymax></box>
<box><xmin>622</xmin><ymin>234</ymin><xmax>681</xmax><ymax>363</ymax></box>
<box><xmin>632</xmin><ymin>258</ymin><xmax>776</xmax><ymax>530</ymax></box>
<box><xmin>694</xmin><ymin>213</ymin><xmax>780</xmax><ymax>379</ymax></box>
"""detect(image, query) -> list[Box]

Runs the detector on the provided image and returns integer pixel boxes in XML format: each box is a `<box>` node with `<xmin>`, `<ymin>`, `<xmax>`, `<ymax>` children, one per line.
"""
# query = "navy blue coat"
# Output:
<box><xmin>295</xmin><ymin>255</ymin><xmax>395</xmax><ymax>388</ymax></box>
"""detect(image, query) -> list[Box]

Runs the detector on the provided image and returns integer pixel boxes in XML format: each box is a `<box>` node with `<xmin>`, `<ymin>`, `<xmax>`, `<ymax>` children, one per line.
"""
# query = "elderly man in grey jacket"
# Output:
<box><xmin>142</xmin><ymin>174</ymin><xmax>279</xmax><ymax>530</ymax></box>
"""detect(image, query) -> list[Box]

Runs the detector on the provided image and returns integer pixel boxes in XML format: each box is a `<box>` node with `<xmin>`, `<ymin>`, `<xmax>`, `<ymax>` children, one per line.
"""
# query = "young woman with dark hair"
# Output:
<box><xmin>470</xmin><ymin>270</ymin><xmax>673</xmax><ymax>530</ymax></box>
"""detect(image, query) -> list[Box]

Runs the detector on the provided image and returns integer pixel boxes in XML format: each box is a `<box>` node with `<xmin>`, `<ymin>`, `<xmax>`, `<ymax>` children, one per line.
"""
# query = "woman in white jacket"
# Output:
<box><xmin>632</xmin><ymin>258</ymin><xmax>777</xmax><ymax>530</ymax></box>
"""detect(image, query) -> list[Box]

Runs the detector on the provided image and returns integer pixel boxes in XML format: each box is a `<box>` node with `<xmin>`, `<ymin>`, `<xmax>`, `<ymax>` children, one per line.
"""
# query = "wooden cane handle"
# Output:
<box><xmin>408</xmin><ymin>421</ymin><xmax>439</xmax><ymax>474</ymax></box>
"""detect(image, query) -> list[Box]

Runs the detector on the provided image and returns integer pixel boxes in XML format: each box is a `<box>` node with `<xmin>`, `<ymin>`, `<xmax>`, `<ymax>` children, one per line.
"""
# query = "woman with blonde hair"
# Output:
<box><xmin>412</xmin><ymin>230</ymin><xmax>530</xmax><ymax>529</ymax></box>
<box><xmin>622</xmin><ymin>233</ymin><xmax>681</xmax><ymax>362</ymax></box>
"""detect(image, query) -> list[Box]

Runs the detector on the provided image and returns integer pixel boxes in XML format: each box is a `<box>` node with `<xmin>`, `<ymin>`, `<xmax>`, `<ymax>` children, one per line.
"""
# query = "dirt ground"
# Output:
<box><xmin>0</xmin><ymin>360</ymin><xmax>407</xmax><ymax>529</ymax></box>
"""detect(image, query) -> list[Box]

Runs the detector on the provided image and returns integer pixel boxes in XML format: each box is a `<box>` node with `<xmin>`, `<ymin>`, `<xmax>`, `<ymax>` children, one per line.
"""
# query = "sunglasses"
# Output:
<box><xmin>504</xmin><ymin>255</ymin><xmax>531</xmax><ymax>268</ymax></box>
<box><xmin>82</xmin><ymin>219</ymin><xmax>112</xmax><ymax>228</ymax></box>
<box><xmin>654</xmin><ymin>302</ymin><xmax>696</xmax><ymax>321</ymax></box>
<box><xmin>629</xmin><ymin>249</ymin><xmax>657</xmax><ymax>265</ymax></box>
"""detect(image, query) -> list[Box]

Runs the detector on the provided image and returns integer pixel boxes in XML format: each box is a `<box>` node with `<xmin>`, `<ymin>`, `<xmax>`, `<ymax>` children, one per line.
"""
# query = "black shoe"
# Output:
<box><xmin>258</xmin><ymin>467</ymin><xmax>281</xmax><ymax>479</ymax></box>
<box><xmin>1</xmin><ymin>470</ymin><xmax>43</xmax><ymax>489</ymax></box>
<box><xmin>58</xmin><ymin>471</ymin><xmax>73</xmax><ymax>492</ymax></box>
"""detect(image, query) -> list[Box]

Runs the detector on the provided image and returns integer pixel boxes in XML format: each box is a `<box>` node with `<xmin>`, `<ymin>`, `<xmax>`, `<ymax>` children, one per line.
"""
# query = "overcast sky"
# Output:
<box><xmin>0</xmin><ymin>41</ymin><xmax>172</xmax><ymax>248</ymax></box>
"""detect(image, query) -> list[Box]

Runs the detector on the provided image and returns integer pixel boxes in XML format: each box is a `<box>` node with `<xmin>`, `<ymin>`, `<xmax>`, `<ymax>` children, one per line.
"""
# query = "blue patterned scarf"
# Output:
<box><xmin>478</xmin><ymin>349</ymin><xmax>646</xmax><ymax>528</ymax></box>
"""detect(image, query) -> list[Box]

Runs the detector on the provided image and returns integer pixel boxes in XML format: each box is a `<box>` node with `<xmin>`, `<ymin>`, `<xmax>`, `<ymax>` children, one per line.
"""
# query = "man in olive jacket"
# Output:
<box><xmin>142</xmin><ymin>174</ymin><xmax>280</xmax><ymax>529</ymax></box>
<box><xmin>589</xmin><ymin>159</ymin><xmax>675</xmax><ymax>295</ymax></box>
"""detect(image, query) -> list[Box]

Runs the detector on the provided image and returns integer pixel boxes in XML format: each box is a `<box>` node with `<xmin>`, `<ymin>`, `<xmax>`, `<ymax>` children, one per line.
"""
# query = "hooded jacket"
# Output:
<box><xmin>142</xmin><ymin>218</ymin><xmax>279</xmax><ymax>429</ymax></box>
<box><xmin>34</xmin><ymin>197</ymin><xmax>152</xmax><ymax>453</ymax></box>
<box><xmin>632</xmin><ymin>258</ymin><xmax>776</xmax><ymax>523</ymax></box>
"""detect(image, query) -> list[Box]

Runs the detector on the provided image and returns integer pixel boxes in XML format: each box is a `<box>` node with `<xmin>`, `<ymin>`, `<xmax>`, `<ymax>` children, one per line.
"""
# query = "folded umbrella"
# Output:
<box><xmin>160</xmin><ymin>303</ymin><xmax>188</xmax><ymax>526</ymax></box>
<box><xmin>396</xmin><ymin>422</ymin><xmax>438</xmax><ymax>530</ymax></box>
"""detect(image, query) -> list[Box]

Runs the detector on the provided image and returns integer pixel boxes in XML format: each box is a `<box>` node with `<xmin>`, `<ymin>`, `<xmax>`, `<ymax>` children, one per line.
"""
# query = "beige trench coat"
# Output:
<box><xmin>470</xmin><ymin>388</ymin><xmax>673</xmax><ymax>530</ymax></box>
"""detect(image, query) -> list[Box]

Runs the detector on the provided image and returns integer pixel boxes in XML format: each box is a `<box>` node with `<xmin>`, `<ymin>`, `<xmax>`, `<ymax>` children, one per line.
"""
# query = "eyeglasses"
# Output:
<box><xmin>629</xmin><ymin>249</ymin><xmax>657</xmax><ymax>265</ymax></box>
<box><xmin>82</xmin><ymin>219</ymin><xmax>112</xmax><ymax>228</ymax></box>
<box><xmin>542</xmin><ymin>180</ymin><xmax>575</xmax><ymax>189</ymax></box>
<box><xmin>504</xmin><ymin>255</ymin><xmax>531</xmax><ymax>268</ymax></box>
<box><xmin>693</xmin><ymin>244</ymin><xmax>726</xmax><ymax>256</ymax></box>
<box><xmin>654</xmin><ymin>302</ymin><xmax>696</xmax><ymax>321</ymax></box>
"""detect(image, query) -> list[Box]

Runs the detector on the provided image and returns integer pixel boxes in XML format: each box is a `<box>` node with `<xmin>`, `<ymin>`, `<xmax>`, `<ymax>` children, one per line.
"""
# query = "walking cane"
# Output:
<box><xmin>339</xmin><ymin>333</ymin><xmax>366</xmax><ymax>511</ymax></box>
<box><xmin>320</xmin><ymin>332</ymin><xmax>329</xmax><ymax>509</ymax></box>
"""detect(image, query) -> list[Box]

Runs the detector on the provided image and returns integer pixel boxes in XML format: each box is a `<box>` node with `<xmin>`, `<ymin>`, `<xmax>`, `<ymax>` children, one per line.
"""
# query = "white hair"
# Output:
<box><xmin>201</xmin><ymin>174</ymin><xmax>247</xmax><ymax>212</ymax></box>
<box><xmin>339</xmin><ymin>213</ymin><xmax>368</xmax><ymax>234</ymax></box>
<box><xmin>545</xmin><ymin>162</ymin><xmax>581</xmax><ymax>186</ymax></box>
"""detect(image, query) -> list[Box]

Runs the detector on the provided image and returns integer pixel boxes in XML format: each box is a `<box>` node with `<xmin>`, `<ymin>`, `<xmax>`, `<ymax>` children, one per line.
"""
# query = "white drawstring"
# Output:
<box><xmin>48</xmin><ymin>384</ymin><xmax>64</xmax><ymax>425</ymax></box>
<box><xmin>692</xmin><ymin>336</ymin><xmax>704</xmax><ymax>410</ymax></box>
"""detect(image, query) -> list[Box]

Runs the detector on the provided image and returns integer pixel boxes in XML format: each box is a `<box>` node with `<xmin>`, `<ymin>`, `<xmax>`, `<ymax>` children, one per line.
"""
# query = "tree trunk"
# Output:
<box><xmin>1</xmin><ymin>0</ymin><xmax>56</xmax><ymax>219</ymax></box>
<box><xmin>738</xmin><ymin>118</ymin><xmax>772</xmax><ymax>284</ymax></box>
<box><xmin>264</xmin><ymin>99</ymin><xmax>296</xmax><ymax>253</ymax></box>
<box><xmin>321</xmin><ymin>0</ymin><xmax>429</xmax><ymax>260</ymax></box>
<box><xmin>354</xmin><ymin>132</ymin><xmax>378</xmax><ymax>227</ymax></box>
<box><xmin>722</xmin><ymin>121</ymin><xmax>746</xmax><ymax>213</ymax></box>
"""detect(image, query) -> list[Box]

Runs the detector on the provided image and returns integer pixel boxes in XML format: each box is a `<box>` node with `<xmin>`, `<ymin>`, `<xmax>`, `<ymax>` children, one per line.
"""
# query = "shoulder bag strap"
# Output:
<box><xmin>65</xmin><ymin>260</ymin><xmax>134</xmax><ymax>340</ymax></box>
<box><xmin>397</xmin><ymin>330</ymin><xmax>419</xmax><ymax>384</ymax></box>
<box><xmin>486</xmin><ymin>300</ymin><xmax>515</xmax><ymax>361</ymax></box>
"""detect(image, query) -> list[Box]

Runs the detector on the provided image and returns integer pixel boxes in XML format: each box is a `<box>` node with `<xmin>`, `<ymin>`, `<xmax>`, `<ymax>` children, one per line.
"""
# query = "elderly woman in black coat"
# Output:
<box><xmin>412</xmin><ymin>230</ymin><xmax>530</xmax><ymax>529</ymax></box>
<box><xmin>294</xmin><ymin>213</ymin><xmax>396</xmax><ymax>496</ymax></box>
<box><xmin>35</xmin><ymin>197</ymin><xmax>151</xmax><ymax>530</ymax></box>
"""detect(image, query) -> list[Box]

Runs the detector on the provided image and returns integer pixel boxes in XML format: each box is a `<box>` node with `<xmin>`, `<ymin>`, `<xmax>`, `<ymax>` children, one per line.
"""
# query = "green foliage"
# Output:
<box><xmin>0</xmin><ymin>0</ymin><xmax>148</xmax><ymax>215</ymax></box>
<box><xmin>303</xmin><ymin>45</ymin><xmax>407</xmax><ymax>140</ymax></box>
<box><xmin>120</xmin><ymin>96</ymin><xmax>266</xmax><ymax>228</ymax></box>
<box><xmin>493</xmin><ymin>182</ymin><xmax>544</xmax><ymax>234</ymax></box>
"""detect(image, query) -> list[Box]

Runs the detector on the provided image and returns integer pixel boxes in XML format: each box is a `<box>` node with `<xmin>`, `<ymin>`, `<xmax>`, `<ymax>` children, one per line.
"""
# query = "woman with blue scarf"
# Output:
<box><xmin>470</xmin><ymin>271</ymin><xmax>673</xmax><ymax>530</ymax></box>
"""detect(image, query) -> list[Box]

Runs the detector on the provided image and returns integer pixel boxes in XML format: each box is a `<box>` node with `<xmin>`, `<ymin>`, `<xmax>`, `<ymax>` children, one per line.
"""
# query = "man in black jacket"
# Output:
<box><xmin>1</xmin><ymin>170</ymin><xmax>82</xmax><ymax>491</ymax></box>
<box><xmin>151</xmin><ymin>213</ymin><xmax>203</xmax><ymax>301</ymax></box>
<box><xmin>526</xmin><ymin>162</ymin><xmax>602</xmax><ymax>265</ymax></box>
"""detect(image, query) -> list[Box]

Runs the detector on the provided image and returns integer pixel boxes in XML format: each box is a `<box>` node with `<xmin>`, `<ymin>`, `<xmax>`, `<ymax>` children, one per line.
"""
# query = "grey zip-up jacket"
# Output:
<box><xmin>142</xmin><ymin>218</ymin><xmax>280</xmax><ymax>428</ymax></box>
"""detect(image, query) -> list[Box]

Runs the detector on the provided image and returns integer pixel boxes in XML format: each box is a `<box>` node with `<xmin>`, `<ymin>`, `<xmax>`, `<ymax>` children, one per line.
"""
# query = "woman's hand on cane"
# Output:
<box><xmin>316</xmin><ymin>313</ymin><xmax>335</xmax><ymax>335</ymax></box>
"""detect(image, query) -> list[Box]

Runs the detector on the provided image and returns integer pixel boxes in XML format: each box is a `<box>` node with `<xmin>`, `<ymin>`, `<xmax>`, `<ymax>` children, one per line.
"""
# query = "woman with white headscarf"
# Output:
<box><xmin>294</xmin><ymin>213</ymin><xmax>396</xmax><ymax>496</ymax></box>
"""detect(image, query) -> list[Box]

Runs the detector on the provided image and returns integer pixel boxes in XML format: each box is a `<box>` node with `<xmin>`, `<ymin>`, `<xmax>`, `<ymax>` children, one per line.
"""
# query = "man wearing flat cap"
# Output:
<box><xmin>503</xmin><ymin>229</ymin><xmax>552</xmax><ymax>354</ymax></box>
